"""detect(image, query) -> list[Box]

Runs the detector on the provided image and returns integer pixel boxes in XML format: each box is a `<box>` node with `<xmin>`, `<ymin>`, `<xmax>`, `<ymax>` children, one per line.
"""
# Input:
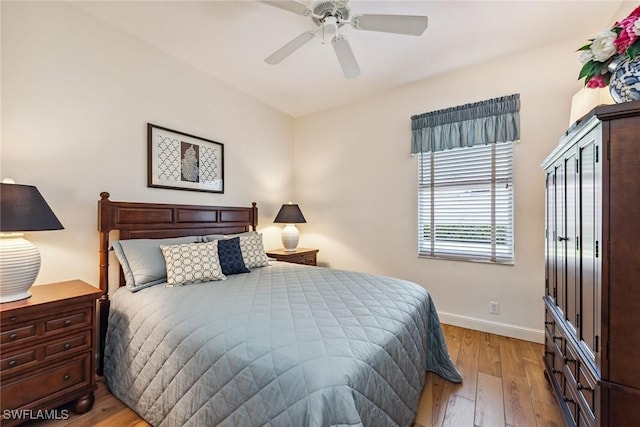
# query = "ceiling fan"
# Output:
<box><xmin>261</xmin><ymin>0</ymin><xmax>428</xmax><ymax>79</ymax></box>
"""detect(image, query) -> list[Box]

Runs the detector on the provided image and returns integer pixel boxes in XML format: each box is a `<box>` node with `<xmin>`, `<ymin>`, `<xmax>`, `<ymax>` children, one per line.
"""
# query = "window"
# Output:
<box><xmin>417</xmin><ymin>141</ymin><xmax>514</xmax><ymax>263</ymax></box>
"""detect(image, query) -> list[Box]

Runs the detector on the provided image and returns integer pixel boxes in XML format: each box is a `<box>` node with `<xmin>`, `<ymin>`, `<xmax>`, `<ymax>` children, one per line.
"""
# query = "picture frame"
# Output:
<box><xmin>147</xmin><ymin>123</ymin><xmax>224</xmax><ymax>193</ymax></box>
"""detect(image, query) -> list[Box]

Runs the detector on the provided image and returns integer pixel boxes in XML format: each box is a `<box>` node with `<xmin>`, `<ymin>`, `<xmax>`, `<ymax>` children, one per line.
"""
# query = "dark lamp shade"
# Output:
<box><xmin>0</xmin><ymin>183</ymin><xmax>64</xmax><ymax>232</ymax></box>
<box><xmin>273</xmin><ymin>204</ymin><xmax>306</xmax><ymax>224</ymax></box>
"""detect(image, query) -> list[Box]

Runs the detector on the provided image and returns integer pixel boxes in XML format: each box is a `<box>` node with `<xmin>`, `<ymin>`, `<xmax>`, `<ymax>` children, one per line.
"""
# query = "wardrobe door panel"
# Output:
<box><xmin>579</xmin><ymin>135</ymin><xmax>600</xmax><ymax>363</ymax></box>
<box><xmin>546</xmin><ymin>172</ymin><xmax>556</xmax><ymax>300</ymax></box>
<box><xmin>554</xmin><ymin>162</ymin><xmax>566</xmax><ymax>316</ymax></box>
<box><xmin>565</xmin><ymin>152</ymin><xmax>579</xmax><ymax>337</ymax></box>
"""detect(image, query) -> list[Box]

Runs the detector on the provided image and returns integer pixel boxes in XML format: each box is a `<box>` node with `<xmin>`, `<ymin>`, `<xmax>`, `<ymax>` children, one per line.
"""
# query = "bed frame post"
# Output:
<box><xmin>97</xmin><ymin>192</ymin><xmax>112</xmax><ymax>376</ymax></box>
<box><xmin>251</xmin><ymin>202</ymin><xmax>258</xmax><ymax>231</ymax></box>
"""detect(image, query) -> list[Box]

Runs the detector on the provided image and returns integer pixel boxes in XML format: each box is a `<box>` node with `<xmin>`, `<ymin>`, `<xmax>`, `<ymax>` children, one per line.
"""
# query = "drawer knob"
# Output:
<box><xmin>8</xmin><ymin>333</ymin><xmax>17</xmax><ymax>340</ymax></box>
<box><xmin>64</xmin><ymin>342</ymin><xmax>72</xmax><ymax>350</ymax></box>
<box><xmin>9</xmin><ymin>316</ymin><xmax>17</xmax><ymax>322</ymax></box>
<box><xmin>8</xmin><ymin>360</ymin><xmax>17</xmax><ymax>367</ymax></box>
<box><xmin>64</xmin><ymin>320</ymin><xmax>72</xmax><ymax>326</ymax></box>
<box><xmin>577</xmin><ymin>382</ymin><xmax>587</xmax><ymax>391</ymax></box>
<box><xmin>63</xmin><ymin>374</ymin><xmax>71</xmax><ymax>381</ymax></box>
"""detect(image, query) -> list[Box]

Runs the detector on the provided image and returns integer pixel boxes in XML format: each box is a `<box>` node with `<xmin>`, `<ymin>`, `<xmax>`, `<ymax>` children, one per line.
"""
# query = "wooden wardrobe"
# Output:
<box><xmin>542</xmin><ymin>101</ymin><xmax>640</xmax><ymax>427</ymax></box>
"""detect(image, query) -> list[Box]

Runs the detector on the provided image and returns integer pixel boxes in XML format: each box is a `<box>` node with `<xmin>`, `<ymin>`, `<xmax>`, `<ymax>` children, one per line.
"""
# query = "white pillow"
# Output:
<box><xmin>238</xmin><ymin>232</ymin><xmax>270</xmax><ymax>268</ymax></box>
<box><xmin>160</xmin><ymin>241</ymin><xmax>226</xmax><ymax>286</ymax></box>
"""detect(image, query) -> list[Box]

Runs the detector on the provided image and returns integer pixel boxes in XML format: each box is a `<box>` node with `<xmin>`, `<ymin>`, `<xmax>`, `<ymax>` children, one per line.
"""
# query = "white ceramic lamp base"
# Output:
<box><xmin>0</xmin><ymin>234</ymin><xmax>40</xmax><ymax>303</ymax></box>
<box><xmin>281</xmin><ymin>224</ymin><xmax>300</xmax><ymax>252</ymax></box>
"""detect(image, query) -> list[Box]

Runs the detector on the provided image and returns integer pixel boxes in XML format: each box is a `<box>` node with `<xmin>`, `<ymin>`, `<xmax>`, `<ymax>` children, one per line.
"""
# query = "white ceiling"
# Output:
<box><xmin>71</xmin><ymin>1</ymin><xmax>625</xmax><ymax>117</ymax></box>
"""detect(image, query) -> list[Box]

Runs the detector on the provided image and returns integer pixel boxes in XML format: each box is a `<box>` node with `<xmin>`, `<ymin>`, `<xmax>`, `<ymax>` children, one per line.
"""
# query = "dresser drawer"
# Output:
<box><xmin>577</xmin><ymin>363</ymin><xmax>597</xmax><ymax>423</ymax></box>
<box><xmin>44</xmin><ymin>331</ymin><xmax>91</xmax><ymax>360</ymax></box>
<box><xmin>45</xmin><ymin>308</ymin><xmax>92</xmax><ymax>334</ymax></box>
<box><xmin>563</xmin><ymin>379</ymin><xmax>579</xmax><ymax>427</ymax></box>
<box><xmin>1</xmin><ymin>348</ymin><xmax>38</xmax><ymax>374</ymax></box>
<box><xmin>565</xmin><ymin>340</ymin><xmax>579</xmax><ymax>383</ymax></box>
<box><xmin>1</xmin><ymin>324</ymin><xmax>37</xmax><ymax>346</ymax></box>
<box><xmin>287</xmin><ymin>255</ymin><xmax>313</xmax><ymax>265</ymax></box>
<box><xmin>1</xmin><ymin>353</ymin><xmax>90</xmax><ymax>410</ymax></box>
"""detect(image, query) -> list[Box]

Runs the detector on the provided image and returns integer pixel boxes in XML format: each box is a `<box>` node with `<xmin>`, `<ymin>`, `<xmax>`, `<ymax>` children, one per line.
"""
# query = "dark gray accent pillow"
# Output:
<box><xmin>217</xmin><ymin>237</ymin><xmax>250</xmax><ymax>275</ymax></box>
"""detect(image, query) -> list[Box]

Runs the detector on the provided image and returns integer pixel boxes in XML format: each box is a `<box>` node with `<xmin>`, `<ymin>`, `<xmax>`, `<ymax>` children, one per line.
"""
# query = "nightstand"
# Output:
<box><xmin>0</xmin><ymin>280</ymin><xmax>102</xmax><ymax>426</ymax></box>
<box><xmin>266</xmin><ymin>248</ymin><xmax>319</xmax><ymax>266</ymax></box>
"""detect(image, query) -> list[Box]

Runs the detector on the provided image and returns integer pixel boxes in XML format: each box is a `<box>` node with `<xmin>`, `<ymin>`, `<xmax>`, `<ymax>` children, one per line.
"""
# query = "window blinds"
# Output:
<box><xmin>418</xmin><ymin>141</ymin><xmax>514</xmax><ymax>263</ymax></box>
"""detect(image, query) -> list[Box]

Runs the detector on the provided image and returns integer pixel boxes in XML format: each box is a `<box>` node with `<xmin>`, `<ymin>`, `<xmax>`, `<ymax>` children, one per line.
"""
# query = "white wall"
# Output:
<box><xmin>293</xmin><ymin>38</ymin><xmax>591</xmax><ymax>342</ymax></box>
<box><xmin>1</xmin><ymin>2</ymin><xmax>294</xmax><ymax>289</ymax></box>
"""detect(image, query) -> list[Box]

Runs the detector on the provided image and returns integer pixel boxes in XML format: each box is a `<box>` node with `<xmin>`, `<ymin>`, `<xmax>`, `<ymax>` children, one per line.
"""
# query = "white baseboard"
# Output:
<box><xmin>438</xmin><ymin>311</ymin><xmax>544</xmax><ymax>343</ymax></box>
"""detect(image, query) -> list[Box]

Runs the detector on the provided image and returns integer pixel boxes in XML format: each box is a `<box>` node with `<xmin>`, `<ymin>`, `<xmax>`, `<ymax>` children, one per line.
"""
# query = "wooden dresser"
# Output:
<box><xmin>0</xmin><ymin>280</ymin><xmax>102</xmax><ymax>425</ymax></box>
<box><xmin>542</xmin><ymin>101</ymin><xmax>640</xmax><ymax>427</ymax></box>
<box><xmin>266</xmin><ymin>248</ymin><xmax>319</xmax><ymax>266</ymax></box>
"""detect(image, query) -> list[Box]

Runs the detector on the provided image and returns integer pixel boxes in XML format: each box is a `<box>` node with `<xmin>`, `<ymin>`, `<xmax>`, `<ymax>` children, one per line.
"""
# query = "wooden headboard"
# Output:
<box><xmin>97</xmin><ymin>191</ymin><xmax>257</xmax><ymax>293</ymax></box>
<box><xmin>95</xmin><ymin>191</ymin><xmax>257</xmax><ymax>374</ymax></box>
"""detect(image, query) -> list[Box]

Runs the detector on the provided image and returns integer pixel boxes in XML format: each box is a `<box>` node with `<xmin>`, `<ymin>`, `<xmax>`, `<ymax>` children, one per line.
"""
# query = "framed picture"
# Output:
<box><xmin>147</xmin><ymin>123</ymin><xmax>224</xmax><ymax>193</ymax></box>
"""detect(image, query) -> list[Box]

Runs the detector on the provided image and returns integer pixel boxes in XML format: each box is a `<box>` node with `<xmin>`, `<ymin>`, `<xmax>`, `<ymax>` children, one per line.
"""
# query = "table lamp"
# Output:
<box><xmin>0</xmin><ymin>181</ymin><xmax>64</xmax><ymax>303</ymax></box>
<box><xmin>273</xmin><ymin>203</ymin><xmax>306</xmax><ymax>252</ymax></box>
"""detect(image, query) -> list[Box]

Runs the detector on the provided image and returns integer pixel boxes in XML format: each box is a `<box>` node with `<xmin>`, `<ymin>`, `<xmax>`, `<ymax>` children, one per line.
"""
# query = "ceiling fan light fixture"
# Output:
<box><xmin>323</xmin><ymin>16</ymin><xmax>339</xmax><ymax>34</ymax></box>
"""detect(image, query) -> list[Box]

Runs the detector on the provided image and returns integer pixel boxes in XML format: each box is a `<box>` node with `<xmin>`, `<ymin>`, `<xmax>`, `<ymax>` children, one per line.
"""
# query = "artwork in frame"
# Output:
<box><xmin>147</xmin><ymin>123</ymin><xmax>224</xmax><ymax>193</ymax></box>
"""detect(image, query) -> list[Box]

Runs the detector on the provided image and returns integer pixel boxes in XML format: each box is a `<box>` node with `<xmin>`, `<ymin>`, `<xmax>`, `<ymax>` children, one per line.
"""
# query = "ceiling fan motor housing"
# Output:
<box><xmin>311</xmin><ymin>1</ymin><xmax>350</xmax><ymax>28</ymax></box>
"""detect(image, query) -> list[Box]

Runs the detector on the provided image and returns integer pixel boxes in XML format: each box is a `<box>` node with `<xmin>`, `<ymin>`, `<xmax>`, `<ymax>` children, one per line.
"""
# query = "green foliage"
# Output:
<box><xmin>628</xmin><ymin>43</ymin><xmax>640</xmax><ymax>60</ymax></box>
<box><xmin>422</xmin><ymin>224</ymin><xmax>509</xmax><ymax>245</ymax></box>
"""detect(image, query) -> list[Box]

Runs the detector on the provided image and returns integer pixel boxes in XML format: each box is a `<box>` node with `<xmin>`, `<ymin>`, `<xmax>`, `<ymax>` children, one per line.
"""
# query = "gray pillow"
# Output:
<box><xmin>202</xmin><ymin>231</ymin><xmax>255</xmax><ymax>242</ymax></box>
<box><xmin>112</xmin><ymin>236</ymin><xmax>200</xmax><ymax>292</ymax></box>
<box><xmin>202</xmin><ymin>234</ymin><xmax>225</xmax><ymax>242</ymax></box>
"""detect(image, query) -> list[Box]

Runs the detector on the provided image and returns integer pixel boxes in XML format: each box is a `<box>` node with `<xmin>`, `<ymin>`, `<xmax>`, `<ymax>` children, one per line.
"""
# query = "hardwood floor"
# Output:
<box><xmin>414</xmin><ymin>324</ymin><xmax>565</xmax><ymax>427</ymax></box>
<box><xmin>27</xmin><ymin>325</ymin><xmax>565</xmax><ymax>427</ymax></box>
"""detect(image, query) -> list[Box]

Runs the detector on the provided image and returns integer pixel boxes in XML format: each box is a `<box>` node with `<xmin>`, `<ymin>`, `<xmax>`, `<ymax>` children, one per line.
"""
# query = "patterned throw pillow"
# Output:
<box><xmin>160</xmin><ymin>241</ymin><xmax>226</xmax><ymax>287</ymax></box>
<box><xmin>238</xmin><ymin>232</ymin><xmax>270</xmax><ymax>268</ymax></box>
<box><xmin>217</xmin><ymin>237</ymin><xmax>250</xmax><ymax>275</ymax></box>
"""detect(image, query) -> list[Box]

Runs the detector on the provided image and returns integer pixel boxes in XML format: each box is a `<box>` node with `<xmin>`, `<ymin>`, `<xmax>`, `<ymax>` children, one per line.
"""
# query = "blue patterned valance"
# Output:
<box><xmin>411</xmin><ymin>94</ymin><xmax>520</xmax><ymax>154</ymax></box>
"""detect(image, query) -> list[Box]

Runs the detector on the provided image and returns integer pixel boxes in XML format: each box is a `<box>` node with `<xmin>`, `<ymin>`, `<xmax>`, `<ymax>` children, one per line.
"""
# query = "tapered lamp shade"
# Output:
<box><xmin>273</xmin><ymin>204</ymin><xmax>306</xmax><ymax>252</ymax></box>
<box><xmin>0</xmin><ymin>183</ymin><xmax>64</xmax><ymax>303</ymax></box>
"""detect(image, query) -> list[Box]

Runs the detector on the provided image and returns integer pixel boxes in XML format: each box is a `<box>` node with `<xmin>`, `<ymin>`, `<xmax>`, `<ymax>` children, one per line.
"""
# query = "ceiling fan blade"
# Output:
<box><xmin>351</xmin><ymin>14</ymin><xmax>428</xmax><ymax>36</ymax></box>
<box><xmin>331</xmin><ymin>35</ymin><xmax>361</xmax><ymax>79</ymax></box>
<box><xmin>260</xmin><ymin>0</ymin><xmax>311</xmax><ymax>16</ymax></box>
<box><xmin>265</xmin><ymin>31</ymin><xmax>316</xmax><ymax>65</ymax></box>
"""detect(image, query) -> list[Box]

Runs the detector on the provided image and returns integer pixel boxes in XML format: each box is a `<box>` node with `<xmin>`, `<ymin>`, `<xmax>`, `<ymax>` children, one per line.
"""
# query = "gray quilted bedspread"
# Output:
<box><xmin>104</xmin><ymin>262</ymin><xmax>461</xmax><ymax>427</ymax></box>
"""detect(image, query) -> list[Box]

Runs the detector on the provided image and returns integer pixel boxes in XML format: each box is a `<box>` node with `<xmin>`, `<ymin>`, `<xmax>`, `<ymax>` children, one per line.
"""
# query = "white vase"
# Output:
<box><xmin>281</xmin><ymin>224</ymin><xmax>300</xmax><ymax>252</ymax></box>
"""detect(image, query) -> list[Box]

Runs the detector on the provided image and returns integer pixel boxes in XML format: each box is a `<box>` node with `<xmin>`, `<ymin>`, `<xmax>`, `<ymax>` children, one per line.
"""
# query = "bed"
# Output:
<box><xmin>97</xmin><ymin>193</ymin><xmax>462</xmax><ymax>427</ymax></box>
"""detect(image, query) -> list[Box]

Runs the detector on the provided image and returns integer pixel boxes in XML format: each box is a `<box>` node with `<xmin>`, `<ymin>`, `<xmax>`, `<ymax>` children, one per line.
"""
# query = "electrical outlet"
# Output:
<box><xmin>489</xmin><ymin>301</ymin><xmax>499</xmax><ymax>315</ymax></box>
